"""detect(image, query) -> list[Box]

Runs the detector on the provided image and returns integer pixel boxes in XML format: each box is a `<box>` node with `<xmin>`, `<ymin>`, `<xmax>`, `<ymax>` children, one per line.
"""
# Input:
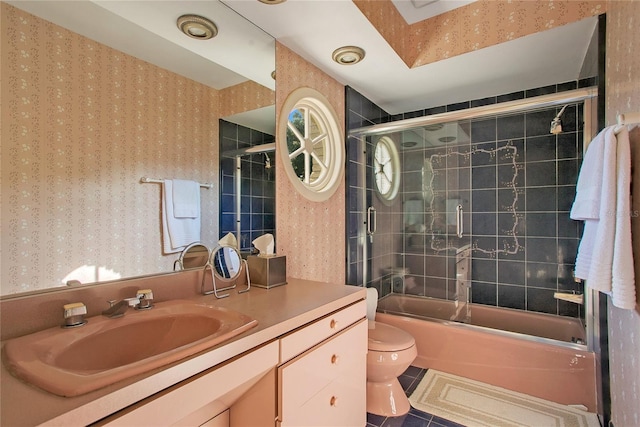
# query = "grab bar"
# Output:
<box><xmin>456</xmin><ymin>204</ymin><xmax>463</xmax><ymax>238</ymax></box>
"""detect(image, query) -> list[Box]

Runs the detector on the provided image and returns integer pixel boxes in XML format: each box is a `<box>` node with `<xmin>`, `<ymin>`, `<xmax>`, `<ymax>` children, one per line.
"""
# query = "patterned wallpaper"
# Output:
<box><xmin>354</xmin><ymin>0</ymin><xmax>607</xmax><ymax>68</ymax></box>
<box><xmin>0</xmin><ymin>4</ymin><xmax>268</xmax><ymax>295</ymax></box>
<box><xmin>605</xmin><ymin>1</ymin><xmax>640</xmax><ymax>425</ymax></box>
<box><xmin>274</xmin><ymin>43</ymin><xmax>346</xmax><ymax>285</ymax></box>
<box><xmin>219</xmin><ymin>80</ymin><xmax>274</xmax><ymax>118</ymax></box>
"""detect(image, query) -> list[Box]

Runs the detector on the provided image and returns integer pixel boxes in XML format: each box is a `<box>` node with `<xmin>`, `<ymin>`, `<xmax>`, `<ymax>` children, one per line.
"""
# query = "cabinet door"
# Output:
<box><xmin>279</xmin><ymin>319</ymin><xmax>367</xmax><ymax>427</ymax></box>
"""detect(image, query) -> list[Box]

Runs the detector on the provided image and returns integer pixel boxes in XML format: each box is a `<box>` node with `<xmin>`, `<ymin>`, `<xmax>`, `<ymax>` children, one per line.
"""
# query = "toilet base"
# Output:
<box><xmin>366</xmin><ymin>378</ymin><xmax>411</xmax><ymax>417</ymax></box>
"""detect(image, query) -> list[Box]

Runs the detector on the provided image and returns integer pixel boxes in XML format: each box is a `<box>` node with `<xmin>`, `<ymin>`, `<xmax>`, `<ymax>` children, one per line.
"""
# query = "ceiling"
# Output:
<box><xmin>228</xmin><ymin>0</ymin><xmax>598</xmax><ymax>115</ymax></box>
<box><xmin>7</xmin><ymin>0</ymin><xmax>598</xmax><ymax>128</ymax></box>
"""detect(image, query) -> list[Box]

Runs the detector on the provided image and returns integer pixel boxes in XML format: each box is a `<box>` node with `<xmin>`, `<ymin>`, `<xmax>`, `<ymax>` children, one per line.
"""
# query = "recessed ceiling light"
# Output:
<box><xmin>177</xmin><ymin>14</ymin><xmax>217</xmax><ymax>40</ymax></box>
<box><xmin>258</xmin><ymin>0</ymin><xmax>287</xmax><ymax>4</ymax></box>
<box><xmin>332</xmin><ymin>46</ymin><xmax>366</xmax><ymax>65</ymax></box>
<box><xmin>438</xmin><ymin>136</ymin><xmax>457</xmax><ymax>143</ymax></box>
<box><xmin>401</xmin><ymin>141</ymin><xmax>418</xmax><ymax>148</ymax></box>
<box><xmin>424</xmin><ymin>124</ymin><xmax>444</xmax><ymax>132</ymax></box>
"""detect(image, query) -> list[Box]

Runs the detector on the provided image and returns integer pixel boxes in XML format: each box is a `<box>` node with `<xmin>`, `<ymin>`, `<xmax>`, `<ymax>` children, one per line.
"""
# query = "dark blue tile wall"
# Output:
<box><xmin>219</xmin><ymin>120</ymin><xmax>275</xmax><ymax>251</ymax></box>
<box><xmin>346</xmin><ymin>79</ymin><xmax>595</xmax><ymax>318</ymax></box>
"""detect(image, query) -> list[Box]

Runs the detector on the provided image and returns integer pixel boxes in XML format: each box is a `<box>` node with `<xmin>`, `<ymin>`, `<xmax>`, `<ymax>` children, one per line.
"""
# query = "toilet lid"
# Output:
<box><xmin>368</xmin><ymin>321</ymin><xmax>415</xmax><ymax>352</ymax></box>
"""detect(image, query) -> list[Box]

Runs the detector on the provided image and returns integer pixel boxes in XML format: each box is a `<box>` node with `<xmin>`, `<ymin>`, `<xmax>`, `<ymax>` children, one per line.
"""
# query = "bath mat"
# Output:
<box><xmin>409</xmin><ymin>370</ymin><xmax>600</xmax><ymax>427</ymax></box>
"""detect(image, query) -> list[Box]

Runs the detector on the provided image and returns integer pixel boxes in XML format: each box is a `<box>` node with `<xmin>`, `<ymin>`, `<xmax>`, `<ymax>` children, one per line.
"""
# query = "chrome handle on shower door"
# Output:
<box><xmin>456</xmin><ymin>204</ymin><xmax>463</xmax><ymax>238</ymax></box>
<box><xmin>367</xmin><ymin>207</ymin><xmax>377</xmax><ymax>242</ymax></box>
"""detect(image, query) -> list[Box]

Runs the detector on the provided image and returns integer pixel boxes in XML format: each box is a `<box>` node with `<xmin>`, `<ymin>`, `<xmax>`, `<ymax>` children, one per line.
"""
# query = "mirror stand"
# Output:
<box><xmin>238</xmin><ymin>259</ymin><xmax>251</xmax><ymax>294</ymax></box>
<box><xmin>201</xmin><ymin>245</ymin><xmax>250</xmax><ymax>299</ymax></box>
<box><xmin>201</xmin><ymin>263</ymin><xmax>230</xmax><ymax>299</ymax></box>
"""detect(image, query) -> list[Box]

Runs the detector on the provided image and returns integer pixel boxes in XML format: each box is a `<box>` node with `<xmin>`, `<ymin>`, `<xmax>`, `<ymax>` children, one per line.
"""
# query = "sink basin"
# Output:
<box><xmin>2</xmin><ymin>300</ymin><xmax>257</xmax><ymax>397</ymax></box>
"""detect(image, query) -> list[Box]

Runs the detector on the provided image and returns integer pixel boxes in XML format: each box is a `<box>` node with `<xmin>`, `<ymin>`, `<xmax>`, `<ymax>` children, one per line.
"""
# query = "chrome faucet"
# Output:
<box><xmin>102</xmin><ymin>297</ymin><xmax>140</xmax><ymax>318</ymax></box>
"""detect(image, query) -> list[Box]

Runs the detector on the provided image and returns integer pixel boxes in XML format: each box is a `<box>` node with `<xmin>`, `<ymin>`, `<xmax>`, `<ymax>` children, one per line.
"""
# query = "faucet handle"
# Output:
<box><xmin>136</xmin><ymin>289</ymin><xmax>154</xmax><ymax>310</ymax></box>
<box><xmin>62</xmin><ymin>302</ymin><xmax>87</xmax><ymax>328</ymax></box>
<box><xmin>124</xmin><ymin>297</ymin><xmax>141</xmax><ymax>307</ymax></box>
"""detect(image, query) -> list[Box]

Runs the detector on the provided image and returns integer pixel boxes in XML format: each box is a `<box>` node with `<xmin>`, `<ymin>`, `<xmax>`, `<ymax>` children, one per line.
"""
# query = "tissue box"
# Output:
<box><xmin>247</xmin><ymin>255</ymin><xmax>287</xmax><ymax>289</ymax></box>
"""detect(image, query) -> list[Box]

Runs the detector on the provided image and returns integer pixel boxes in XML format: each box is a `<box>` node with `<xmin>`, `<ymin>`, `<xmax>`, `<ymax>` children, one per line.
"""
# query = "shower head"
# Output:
<box><xmin>263</xmin><ymin>152</ymin><xmax>271</xmax><ymax>169</ymax></box>
<box><xmin>550</xmin><ymin>105</ymin><xmax>567</xmax><ymax>134</ymax></box>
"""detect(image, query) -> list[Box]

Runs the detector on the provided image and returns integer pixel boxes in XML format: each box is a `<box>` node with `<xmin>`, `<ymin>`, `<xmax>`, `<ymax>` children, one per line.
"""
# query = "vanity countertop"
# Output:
<box><xmin>0</xmin><ymin>278</ymin><xmax>366</xmax><ymax>426</ymax></box>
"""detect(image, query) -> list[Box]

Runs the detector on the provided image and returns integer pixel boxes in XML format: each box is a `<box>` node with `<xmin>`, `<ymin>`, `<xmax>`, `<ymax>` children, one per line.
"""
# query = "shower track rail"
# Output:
<box><xmin>349</xmin><ymin>87</ymin><xmax>597</xmax><ymax>137</ymax></box>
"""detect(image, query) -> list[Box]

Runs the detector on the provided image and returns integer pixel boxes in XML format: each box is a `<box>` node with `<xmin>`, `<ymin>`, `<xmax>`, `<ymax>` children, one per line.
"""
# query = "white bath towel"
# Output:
<box><xmin>162</xmin><ymin>179</ymin><xmax>201</xmax><ymax>254</ymax></box>
<box><xmin>611</xmin><ymin>127</ymin><xmax>635</xmax><ymax>309</ymax></box>
<box><xmin>571</xmin><ymin>126</ymin><xmax>636</xmax><ymax>309</ymax></box>
<box><xmin>570</xmin><ymin>129</ymin><xmax>607</xmax><ymax>220</ymax></box>
<box><xmin>572</xmin><ymin>127</ymin><xmax>617</xmax><ymax>290</ymax></box>
<box><xmin>172</xmin><ymin>179</ymin><xmax>200</xmax><ymax>218</ymax></box>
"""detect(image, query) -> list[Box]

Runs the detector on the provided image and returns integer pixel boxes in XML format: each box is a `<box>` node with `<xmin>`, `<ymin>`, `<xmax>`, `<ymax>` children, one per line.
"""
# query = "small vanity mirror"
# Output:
<box><xmin>173</xmin><ymin>243</ymin><xmax>210</xmax><ymax>271</ymax></box>
<box><xmin>211</xmin><ymin>245</ymin><xmax>242</xmax><ymax>279</ymax></box>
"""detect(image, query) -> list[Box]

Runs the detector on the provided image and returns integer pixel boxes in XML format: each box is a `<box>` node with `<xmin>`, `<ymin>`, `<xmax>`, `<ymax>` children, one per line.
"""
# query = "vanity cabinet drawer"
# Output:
<box><xmin>278</xmin><ymin>319</ymin><xmax>367</xmax><ymax>427</ymax></box>
<box><xmin>279</xmin><ymin>299</ymin><xmax>366</xmax><ymax>363</ymax></box>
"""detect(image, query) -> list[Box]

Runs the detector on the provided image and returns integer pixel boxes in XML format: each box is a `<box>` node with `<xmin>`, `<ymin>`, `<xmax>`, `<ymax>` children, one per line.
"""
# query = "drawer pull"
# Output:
<box><xmin>329</xmin><ymin>319</ymin><xmax>338</xmax><ymax>329</ymax></box>
<box><xmin>331</xmin><ymin>354</ymin><xmax>339</xmax><ymax>365</ymax></box>
<box><xmin>330</xmin><ymin>396</ymin><xmax>338</xmax><ymax>407</ymax></box>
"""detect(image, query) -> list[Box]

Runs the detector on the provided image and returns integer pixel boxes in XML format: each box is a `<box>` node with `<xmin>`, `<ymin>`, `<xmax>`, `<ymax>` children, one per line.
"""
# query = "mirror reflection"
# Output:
<box><xmin>0</xmin><ymin>1</ymin><xmax>275</xmax><ymax>297</ymax></box>
<box><xmin>174</xmin><ymin>243</ymin><xmax>210</xmax><ymax>271</ymax></box>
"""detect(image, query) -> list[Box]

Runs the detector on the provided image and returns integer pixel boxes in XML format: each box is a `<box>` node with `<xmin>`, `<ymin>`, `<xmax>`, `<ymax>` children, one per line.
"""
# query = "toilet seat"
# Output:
<box><xmin>368</xmin><ymin>321</ymin><xmax>415</xmax><ymax>352</ymax></box>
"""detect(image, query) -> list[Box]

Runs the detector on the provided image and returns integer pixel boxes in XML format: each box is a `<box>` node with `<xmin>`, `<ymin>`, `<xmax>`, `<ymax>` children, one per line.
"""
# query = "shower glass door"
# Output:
<box><xmin>365</xmin><ymin>121</ymin><xmax>473</xmax><ymax>322</ymax></box>
<box><xmin>362</xmin><ymin>102</ymin><xmax>589</xmax><ymax>327</ymax></box>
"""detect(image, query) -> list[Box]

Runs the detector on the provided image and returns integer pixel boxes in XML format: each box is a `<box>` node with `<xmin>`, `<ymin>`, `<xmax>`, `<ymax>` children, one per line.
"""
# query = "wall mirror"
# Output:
<box><xmin>1</xmin><ymin>1</ymin><xmax>275</xmax><ymax>297</ymax></box>
<box><xmin>173</xmin><ymin>243</ymin><xmax>211</xmax><ymax>271</ymax></box>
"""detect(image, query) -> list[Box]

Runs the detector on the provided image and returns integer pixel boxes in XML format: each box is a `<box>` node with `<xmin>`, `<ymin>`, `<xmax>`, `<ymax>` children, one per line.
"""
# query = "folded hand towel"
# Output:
<box><xmin>172</xmin><ymin>179</ymin><xmax>200</xmax><ymax>218</ymax></box>
<box><xmin>162</xmin><ymin>180</ymin><xmax>201</xmax><ymax>254</ymax></box>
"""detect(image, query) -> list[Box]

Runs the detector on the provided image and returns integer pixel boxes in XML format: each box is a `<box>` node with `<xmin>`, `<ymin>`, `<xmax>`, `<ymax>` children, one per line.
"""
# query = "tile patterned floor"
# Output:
<box><xmin>366</xmin><ymin>366</ymin><xmax>465</xmax><ymax>427</ymax></box>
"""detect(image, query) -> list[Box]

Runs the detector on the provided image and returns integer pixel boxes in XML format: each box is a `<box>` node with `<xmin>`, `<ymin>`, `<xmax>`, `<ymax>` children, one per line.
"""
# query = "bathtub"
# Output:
<box><xmin>376</xmin><ymin>294</ymin><xmax>598</xmax><ymax>412</ymax></box>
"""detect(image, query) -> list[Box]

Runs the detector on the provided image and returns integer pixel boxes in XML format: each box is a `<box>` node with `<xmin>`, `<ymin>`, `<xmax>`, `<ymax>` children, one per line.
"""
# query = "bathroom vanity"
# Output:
<box><xmin>0</xmin><ymin>277</ymin><xmax>366</xmax><ymax>426</ymax></box>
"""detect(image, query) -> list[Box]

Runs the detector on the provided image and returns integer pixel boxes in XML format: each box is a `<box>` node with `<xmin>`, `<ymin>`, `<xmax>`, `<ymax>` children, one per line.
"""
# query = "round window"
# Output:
<box><xmin>279</xmin><ymin>88</ymin><xmax>344</xmax><ymax>202</ymax></box>
<box><xmin>373</xmin><ymin>136</ymin><xmax>400</xmax><ymax>204</ymax></box>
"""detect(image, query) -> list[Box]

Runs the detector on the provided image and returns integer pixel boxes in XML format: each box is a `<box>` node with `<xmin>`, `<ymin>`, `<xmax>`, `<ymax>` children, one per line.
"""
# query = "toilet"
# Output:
<box><xmin>366</xmin><ymin>287</ymin><xmax>417</xmax><ymax>417</ymax></box>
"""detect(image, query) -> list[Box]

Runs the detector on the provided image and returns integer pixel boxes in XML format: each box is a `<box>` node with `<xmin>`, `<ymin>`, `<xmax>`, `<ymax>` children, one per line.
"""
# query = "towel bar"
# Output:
<box><xmin>615</xmin><ymin>111</ymin><xmax>640</xmax><ymax>135</ymax></box>
<box><xmin>140</xmin><ymin>177</ymin><xmax>213</xmax><ymax>189</ymax></box>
